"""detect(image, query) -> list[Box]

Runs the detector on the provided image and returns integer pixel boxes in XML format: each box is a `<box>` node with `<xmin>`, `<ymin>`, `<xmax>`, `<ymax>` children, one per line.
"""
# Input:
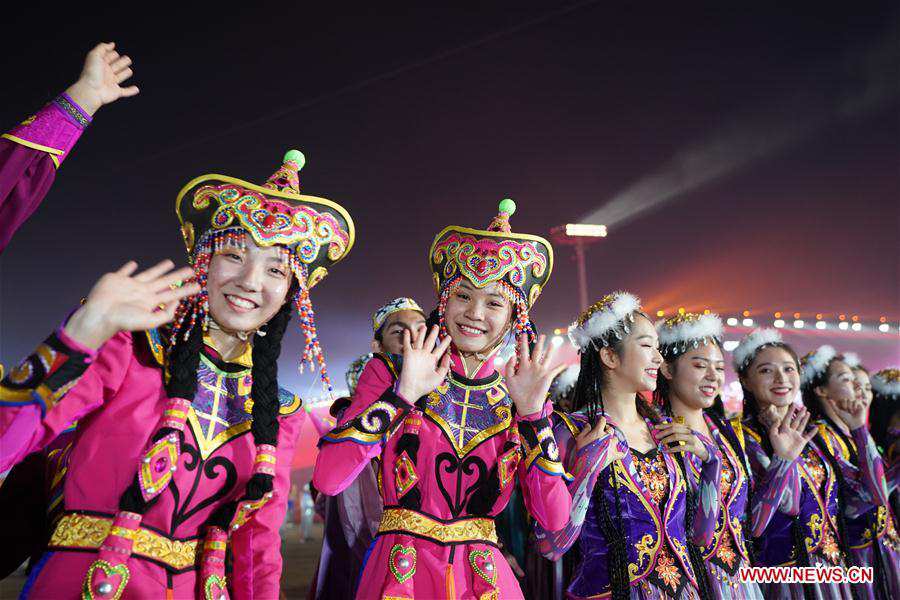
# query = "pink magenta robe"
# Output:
<box><xmin>0</xmin><ymin>325</ymin><xmax>304</xmax><ymax>598</ymax></box>
<box><xmin>313</xmin><ymin>351</ymin><xmax>572</xmax><ymax>599</ymax></box>
<box><xmin>1</xmin><ymin>93</ymin><xmax>89</xmax><ymax>254</ymax></box>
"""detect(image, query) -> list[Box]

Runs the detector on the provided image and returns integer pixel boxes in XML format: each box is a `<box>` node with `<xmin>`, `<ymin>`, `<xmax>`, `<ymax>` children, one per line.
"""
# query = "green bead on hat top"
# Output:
<box><xmin>499</xmin><ymin>198</ymin><xmax>516</xmax><ymax>215</ymax></box>
<box><xmin>283</xmin><ymin>149</ymin><xmax>306</xmax><ymax>170</ymax></box>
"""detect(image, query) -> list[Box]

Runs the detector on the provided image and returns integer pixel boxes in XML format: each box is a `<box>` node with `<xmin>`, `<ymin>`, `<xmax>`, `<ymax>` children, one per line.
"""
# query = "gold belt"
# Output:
<box><xmin>49</xmin><ymin>513</ymin><xmax>200</xmax><ymax>571</ymax></box>
<box><xmin>378</xmin><ymin>508</ymin><xmax>497</xmax><ymax>545</ymax></box>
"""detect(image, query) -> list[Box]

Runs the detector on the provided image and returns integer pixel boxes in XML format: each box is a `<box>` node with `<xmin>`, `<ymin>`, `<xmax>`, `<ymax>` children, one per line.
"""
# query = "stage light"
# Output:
<box><xmin>656</xmin><ymin>310</ymin><xmax>665</xmax><ymax>317</ymax></box>
<box><xmin>723</xmin><ymin>340</ymin><xmax>739</xmax><ymax>351</ymax></box>
<box><xmin>839</xmin><ymin>314</ymin><xmax>846</xmax><ymax>321</ymax></box>
<box><xmin>851</xmin><ymin>323</ymin><xmax>862</xmax><ymax>332</ymax></box>
<box><xmin>880</xmin><ymin>316</ymin><xmax>887</xmax><ymax>323</ymax></box>
<box><xmin>852</xmin><ymin>315</ymin><xmax>859</xmax><ymax>322</ymax></box>
<box><xmin>774</xmin><ymin>319</ymin><xmax>785</xmax><ymax>328</ymax></box>
<box><xmin>815</xmin><ymin>321</ymin><xmax>827</xmax><ymax>330</ymax></box>
<box><xmin>742</xmin><ymin>318</ymin><xmax>753</xmax><ymax>326</ymax></box>
<box><xmin>774</xmin><ymin>312</ymin><xmax>782</xmax><ymax>318</ymax></box>
<box><xmin>793</xmin><ymin>312</ymin><xmax>801</xmax><ymax>319</ymax></box>
<box><xmin>879</xmin><ymin>323</ymin><xmax>890</xmax><ymax>333</ymax></box>
<box><xmin>551</xmin><ymin>335</ymin><xmax>564</xmax><ymax>347</ymax></box>
<box><xmin>794</xmin><ymin>319</ymin><xmax>805</xmax><ymax>328</ymax></box>
<box><xmin>703</xmin><ymin>309</ymin><xmax>710</xmax><ymax>315</ymax></box>
<box><xmin>678</xmin><ymin>307</ymin><xmax>685</xmax><ymax>315</ymax></box>
<box><xmin>815</xmin><ymin>313</ymin><xmax>823</xmax><ymax>320</ymax></box>
<box><xmin>742</xmin><ymin>310</ymin><xmax>750</xmax><ymax>317</ymax></box>
<box><xmin>564</xmin><ymin>223</ymin><xmax>607</xmax><ymax>237</ymax></box>
<box><xmin>838</xmin><ymin>322</ymin><xmax>849</xmax><ymax>330</ymax></box>
<box><xmin>726</xmin><ymin>317</ymin><xmax>738</xmax><ymax>326</ymax></box>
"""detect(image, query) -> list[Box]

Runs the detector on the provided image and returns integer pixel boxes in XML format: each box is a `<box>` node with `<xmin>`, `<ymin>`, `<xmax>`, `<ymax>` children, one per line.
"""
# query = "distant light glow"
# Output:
<box><xmin>815</xmin><ymin>321</ymin><xmax>827</xmax><ymax>330</ymax></box>
<box><xmin>656</xmin><ymin>310</ymin><xmax>665</xmax><ymax>317</ymax></box>
<box><xmin>879</xmin><ymin>323</ymin><xmax>890</xmax><ymax>332</ymax></box>
<box><xmin>551</xmin><ymin>335</ymin><xmax>564</xmax><ymax>347</ymax></box>
<box><xmin>838</xmin><ymin>322</ymin><xmax>849</xmax><ymax>330</ymax></box>
<box><xmin>794</xmin><ymin>319</ymin><xmax>805</xmax><ymax>328</ymax></box>
<box><xmin>723</xmin><ymin>340</ymin><xmax>739</xmax><ymax>351</ymax></box>
<box><xmin>565</xmin><ymin>223</ymin><xmax>607</xmax><ymax>237</ymax></box>
<box><xmin>851</xmin><ymin>323</ymin><xmax>862</xmax><ymax>332</ymax></box>
<box><xmin>742</xmin><ymin>318</ymin><xmax>753</xmax><ymax>327</ymax></box>
<box><xmin>773</xmin><ymin>319</ymin><xmax>785</xmax><ymax>328</ymax></box>
<box><xmin>726</xmin><ymin>317</ymin><xmax>739</xmax><ymax>326</ymax></box>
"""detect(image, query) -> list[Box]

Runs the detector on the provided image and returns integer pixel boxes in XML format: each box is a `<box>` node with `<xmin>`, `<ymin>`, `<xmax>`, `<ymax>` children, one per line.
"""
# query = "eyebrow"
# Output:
<box><xmin>755</xmin><ymin>361</ymin><xmax>795</xmax><ymax>368</ymax></box>
<box><xmin>635</xmin><ymin>335</ymin><xmax>656</xmax><ymax>341</ymax></box>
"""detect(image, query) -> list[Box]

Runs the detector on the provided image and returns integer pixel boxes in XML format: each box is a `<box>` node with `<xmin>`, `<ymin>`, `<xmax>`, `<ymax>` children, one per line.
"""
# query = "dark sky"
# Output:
<box><xmin>1</xmin><ymin>2</ymin><xmax>897</xmax><ymax>394</ymax></box>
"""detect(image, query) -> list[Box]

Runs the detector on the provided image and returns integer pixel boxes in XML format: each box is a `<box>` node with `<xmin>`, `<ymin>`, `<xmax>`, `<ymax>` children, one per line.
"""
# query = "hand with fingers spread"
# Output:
<box><xmin>832</xmin><ymin>396</ymin><xmax>868</xmax><ymax>430</ymax></box>
<box><xmin>653</xmin><ymin>421</ymin><xmax>711</xmax><ymax>462</ymax></box>
<box><xmin>64</xmin><ymin>260</ymin><xmax>200</xmax><ymax>349</ymax></box>
<box><xmin>767</xmin><ymin>404</ymin><xmax>817</xmax><ymax>461</ymax></box>
<box><xmin>396</xmin><ymin>325</ymin><xmax>452</xmax><ymax>402</ymax></box>
<box><xmin>65</xmin><ymin>42</ymin><xmax>140</xmax><ymax>116</ymax></box>
<box><xmin>504</xmin><ymin>334</ymin><xmax>568</xmax><ymax>418</ymax></box>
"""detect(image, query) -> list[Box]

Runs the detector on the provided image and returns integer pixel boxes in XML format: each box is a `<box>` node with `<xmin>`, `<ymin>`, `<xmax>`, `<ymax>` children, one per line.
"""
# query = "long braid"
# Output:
<box><xmin>208</xmin><ymin>286</ymin><xmax>294</xmax><ymax>529</ymax></box>
<box><xmin>118</xmin><ymin>315</ymin><xmax>204</xmax><ymax>514</ymax></box>
<box><xmin>707</xmin><ymin>409</ymin><xmax>756</xmax><ymax>565</ymax></box>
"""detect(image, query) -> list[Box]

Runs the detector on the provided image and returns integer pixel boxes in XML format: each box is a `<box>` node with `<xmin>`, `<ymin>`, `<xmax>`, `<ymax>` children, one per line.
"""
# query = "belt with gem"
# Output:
<box><xmin>377</xmin><ymin>507</ymin><xmax>498</xmax><ymax>545</ymax></box>
<box><xmin>49</xmin><ymin>512</ymin><xmax>201</xmax><ymax>571</ymax></box>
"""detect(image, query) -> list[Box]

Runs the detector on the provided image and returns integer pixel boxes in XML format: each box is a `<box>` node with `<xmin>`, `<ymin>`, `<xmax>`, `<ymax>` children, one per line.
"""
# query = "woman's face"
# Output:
<box><xmin>206</xmin><ymin>239</ymin><xmax>291</xmax><ymax>333</ymax></box>
<box><xmin>853</xmin><ymin>368</ymin><xmax>873</xmax><ymax>408</ymax></box>
<box><xmin>663</xmin><ymin>342</ymin><xmax>726</xmax><ymax>410</ymax></box>
<box><xmin>604</xmin><ymin>314</ymin><xmax>663</xmax><ymax>393</ymax></box>
<box><xmin>742</xmin><ymin>346</ymin><xmax>800</xmax><ymax>409</ymax></box>
<box><xmin>443</xmin><ymin>280</ymin><xmax>512</xmax><ymax>353</ymax></box>
<box><xmin>816</xmin><ymin>360</ymin><xmax>858</xmax><ymax>407</ymax></box>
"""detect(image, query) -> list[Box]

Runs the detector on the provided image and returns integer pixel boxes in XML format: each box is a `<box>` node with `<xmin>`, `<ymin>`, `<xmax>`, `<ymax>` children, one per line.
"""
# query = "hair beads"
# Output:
<box><xmin>436</xmin><ymin>275</ymin><xmax>534</xmax><ymax>343</ymax></box>
<box><xmin>287</xmin><ymin>250</ymin><xmax>333</xmax><ymax>391</ymax></box>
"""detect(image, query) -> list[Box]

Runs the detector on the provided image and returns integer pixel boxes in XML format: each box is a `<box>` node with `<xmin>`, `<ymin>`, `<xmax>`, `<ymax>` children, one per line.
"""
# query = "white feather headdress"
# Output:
<box><xmin>800</xmin><ymin>345</ymin><xmax>837</xmax><ymax>385</ymax></box>
<box><xmin>732</xmin><ymin>328</ymin><xmax>784</xmax><ymax>372</ymax></box>
<box><xmin>657</xmin><ymin>312</ymin><xmax>723</xmax><ymax>357</ymax></box>
<box><xmin>871</xmin><ymin>368</ymin><xmax>900</xmax><ymax>397</ymax></box>
<box><xmin>568</xmin><ymin>291</ymin><xmax>641</xmax><ymax>351</ymax></box>
<box><xmin>551</xmin><ymin>364</ymin><xmax>581</xmax><ymax>400</ymax></box>
<box><xmin>841</xmin><ymin>352</ymin><xmax>861</xmax><ymax>369</ymax></box>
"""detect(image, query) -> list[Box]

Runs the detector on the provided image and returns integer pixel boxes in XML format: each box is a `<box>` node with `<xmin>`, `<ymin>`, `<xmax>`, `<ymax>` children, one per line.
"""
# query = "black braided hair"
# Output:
<box><xmin>656</xmin><ymin>342</ymin><xmax>757</xmax><ymax>567</ymax></box>
<box><xmin>118</xmin><ymin>319</ymin><xmax>204</xmax><ymax>513</ymax></box>
<box><xmin>209</xmin><ymin>285</ymin><xmax>295</xmax><ymax>529</ymax></box>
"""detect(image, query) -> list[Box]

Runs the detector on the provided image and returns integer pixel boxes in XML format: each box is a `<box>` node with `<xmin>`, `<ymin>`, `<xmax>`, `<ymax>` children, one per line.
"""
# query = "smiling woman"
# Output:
<box><xmin>0</xmin><ymin>149</ymin><xmax>354</xmax><ymax>598</ymax></box>
<box><xmin>313</xmin><ymin>199</ymin><xmax>572</xmax><ymax>599</ymax></box>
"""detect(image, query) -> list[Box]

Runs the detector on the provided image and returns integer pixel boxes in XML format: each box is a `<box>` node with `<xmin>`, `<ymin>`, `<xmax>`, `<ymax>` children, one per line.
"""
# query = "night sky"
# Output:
<box><xmin>1</xmin><ymin>2</ymin><xmax>897</xmax><ymax>395</ymax></box>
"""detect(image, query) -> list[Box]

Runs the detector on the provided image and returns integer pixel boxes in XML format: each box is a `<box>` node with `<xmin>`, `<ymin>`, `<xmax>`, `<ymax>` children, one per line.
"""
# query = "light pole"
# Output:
<box><xmin>550</xmin><ymin>223</ymin><xmax>607</xmax><ymax>312</ymax></box>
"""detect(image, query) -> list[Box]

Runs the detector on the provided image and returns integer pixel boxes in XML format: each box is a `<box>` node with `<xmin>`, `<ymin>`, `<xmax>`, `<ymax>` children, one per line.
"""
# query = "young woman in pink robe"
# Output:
<box><xmin>0</xmin><ymin>150</ymin><xmax>354</xmax><ymax>599</ymax></box>
<box><xmin>313</xmin><ymin>199</ymin><xmax>572</xmax><ymax>599</ymax></box>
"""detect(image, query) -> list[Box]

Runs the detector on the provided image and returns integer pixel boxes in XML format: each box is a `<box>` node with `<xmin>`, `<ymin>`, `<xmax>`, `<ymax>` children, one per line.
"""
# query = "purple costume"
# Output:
<box><xmin>534</xmin><ymin>410</ymin><xmax>722</xmax><ymax>599</ymax></box>
<box><xmin>0</xmin><ymin>93</ymin><xmax>90</xmax><ymax>254</ymax></box>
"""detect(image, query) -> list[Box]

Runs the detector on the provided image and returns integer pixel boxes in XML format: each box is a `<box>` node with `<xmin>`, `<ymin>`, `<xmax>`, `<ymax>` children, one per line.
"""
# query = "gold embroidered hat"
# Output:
<box><xmin>173</xmin><ymin>150</ymin><xmax>355</xmax><ymax>390</ymax></box>
<box><xmin>429</xmin><ymin>199</ymin><xmax>553</xmax><ymax>340</ymax></box>
<box><xmin>176</xmin><ymin>149</ymin><xmax>354</xmax><ymax>290</ymax></box>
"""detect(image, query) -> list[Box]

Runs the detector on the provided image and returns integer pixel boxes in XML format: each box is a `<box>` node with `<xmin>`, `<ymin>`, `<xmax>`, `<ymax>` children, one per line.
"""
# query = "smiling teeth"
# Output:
<box><xmin>227</xmin><ymin>295</ymin><xmax>257</xmax><ymax>309</ymax></box>
<box><xmin>459</xmin><ymin>324</ymin><xmax>484</xmax><ymax>334</ymax></box>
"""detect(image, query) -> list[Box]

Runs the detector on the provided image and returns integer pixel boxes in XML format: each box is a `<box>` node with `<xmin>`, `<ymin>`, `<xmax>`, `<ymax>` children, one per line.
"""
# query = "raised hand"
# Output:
<box><xmin>767</xmin><ymin>404</ymin><xmax>817</xmax><ymax>461</ymax></box>
<box><xmin>65</xmin><ymin>42</ymin><xmax>140</xmax><ymax>116</ymax></box>
<box><xmin>504</xmin><ymin>334</ymin><xmax>568</xmax><ymax>418</ymax></box>
<box><xmin>654</xmin><ymin>421</ymin><xmax>711</xmax><ymax>462</ymax></box>
<box><xmin>396</xmin><ymin>325</ymin><xmax>452</xmax><ymax>402</ymax></box>
<box><xmin>832</xmin><ymin>396</ymin><xmax>868</xmax><ymax>430</ymax></box>
<box><xmin>64</xmin><ymin>260</ymin><xmax>199</xmax><ymax>349</ymax></box>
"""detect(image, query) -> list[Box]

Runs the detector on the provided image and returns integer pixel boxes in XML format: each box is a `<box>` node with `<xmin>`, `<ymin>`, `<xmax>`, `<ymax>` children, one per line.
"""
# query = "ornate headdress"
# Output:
<box><xmin>174</xmin><ymin>149</ymin><xmax>355</xmax><ymax>390</ymax></box>
<box><xmin>551</xmin><ymin>364</ymin><xmax>581</xmax><ymax>401</ymax></box>
<box><xmin>732</xmin><ymin>328</ymin><xmax>784</xmax><ymax>373</ymax></box>
<box><xmin>799</xmin><ymin>345</ymin><xmax>838</xmax><ymax>386</ymax></box>
<box><xmin>568</xmin><ymin>291</ymin><xmax>642</xmax><ymax>350</ymax></box>
<box><xmin>372</xmin><ymin>297</ymin><xmax>424</xmax><ymax>335</ymax></box>
<box><xmin>429</xmin><ymin>198</ymin><xmax>553</xmax><ymax>340</ymax></box>
<box><xmin>346</xmin><ymin>353</ymin><xmax>373</xmax><ymax>395</ymax></box>
<box><xmin>871</xmin><ymin>368</ymin><xmax>900</xmax><ymax>398</ymax></box>
<box><xmin>656</xmin><ymin>312</ymin><xmax>724</xmax><ymax>360</ymax></box>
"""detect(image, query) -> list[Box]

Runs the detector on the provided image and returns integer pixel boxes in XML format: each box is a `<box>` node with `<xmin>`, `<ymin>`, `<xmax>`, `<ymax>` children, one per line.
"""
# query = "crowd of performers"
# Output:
<box><xmin>0</xmin><ymin>44</ymin><xmax>897</xmax><ymax>600</ymax></box>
